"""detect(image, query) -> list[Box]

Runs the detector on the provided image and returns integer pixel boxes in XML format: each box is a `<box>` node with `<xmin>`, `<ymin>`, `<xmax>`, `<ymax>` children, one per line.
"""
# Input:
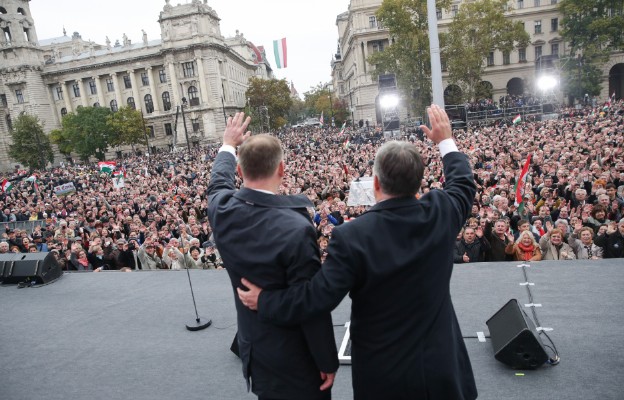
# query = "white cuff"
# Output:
<box><xmin>438</xmin><ymin>139</ymin><xmax>458</xmax><ymax>158</ymax></box>
<box><xmin>219</xmin><ymin>145</ymin><xmax>236</xmax><ymax>157</ymax></box>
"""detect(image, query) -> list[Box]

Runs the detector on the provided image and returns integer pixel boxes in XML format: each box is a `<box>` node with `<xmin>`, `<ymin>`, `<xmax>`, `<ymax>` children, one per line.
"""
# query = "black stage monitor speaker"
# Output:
<box><xmin>0</xmin><ymin>253</ymin><xmax>21</xmax><ymax>282</ymax></box>
<box><xmin>486</xmin><ymin>299</ymin><xmax>549</xmax><ymax>369</ymax></box>
<box><xmin>1</xmin><ymin>252</ymin><xmax>62</xmax><ymax>285</ymax></box>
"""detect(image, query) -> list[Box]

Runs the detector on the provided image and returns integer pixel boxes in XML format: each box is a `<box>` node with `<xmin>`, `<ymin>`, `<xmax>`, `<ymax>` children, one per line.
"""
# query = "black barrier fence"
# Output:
<box><xmin>1</xmin><ymin>220</ymin><xmax>46</xmax><ymax>234</ymax></box>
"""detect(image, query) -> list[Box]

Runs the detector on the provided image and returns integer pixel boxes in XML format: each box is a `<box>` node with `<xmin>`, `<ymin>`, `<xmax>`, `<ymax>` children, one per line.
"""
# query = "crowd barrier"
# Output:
<box><xmin>0</xmin><ymin>220</ymin><xmax>46</xmax><ymax>234</ymax></box>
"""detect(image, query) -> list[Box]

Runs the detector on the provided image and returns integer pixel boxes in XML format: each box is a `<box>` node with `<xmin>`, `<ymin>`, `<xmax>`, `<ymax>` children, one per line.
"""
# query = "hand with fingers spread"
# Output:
<box><xmin>223</xmin><ymin>112</ymin><xmax>252</xmax><ymax>148</ymax></box>
<box><xmin>419</xmin><ymin>104</ymin><xmax>452</xmax><ymax>145</ymax></box>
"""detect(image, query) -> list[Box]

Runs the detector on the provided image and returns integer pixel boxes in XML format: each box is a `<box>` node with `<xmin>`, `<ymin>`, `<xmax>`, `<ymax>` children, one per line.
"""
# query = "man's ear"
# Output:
<box><xmin>236</xmin><ymin>164</ymin><xmax>243</xmax><ymax>178</ymax></box>
<box><xmin>373</xmin><ymin>175</ymin><xmax>381</xmax><ymax>192</ymax></box>
<box><xmin>277</xmin><ymin>160</ymin><xmax>285</xmax><ymax>178</ymax></box>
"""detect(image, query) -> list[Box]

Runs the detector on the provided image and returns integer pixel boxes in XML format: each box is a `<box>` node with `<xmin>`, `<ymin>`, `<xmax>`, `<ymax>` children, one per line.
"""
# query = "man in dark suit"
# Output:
<box><xmin>239</xmin><ymin>105</ymin><xmax>478</xmax><ymax>400</ymax></box>
<box><xmin>206</xmin><ymin>113</ymin><xmax>338</xmax><ymax>399</ymax></box>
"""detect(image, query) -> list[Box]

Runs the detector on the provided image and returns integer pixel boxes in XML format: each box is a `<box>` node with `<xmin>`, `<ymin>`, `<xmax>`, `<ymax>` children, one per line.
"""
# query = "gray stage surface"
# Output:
<box><xmin>1</xmin><ymin>260</ymin><xmax>623</xmax><ymax>400</ymax></box>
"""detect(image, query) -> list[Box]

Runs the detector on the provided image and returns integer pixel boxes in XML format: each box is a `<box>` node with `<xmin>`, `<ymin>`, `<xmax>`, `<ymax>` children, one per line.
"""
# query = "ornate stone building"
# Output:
<box><xmin>331</xmin><ymin>0</ymin><xmax>624</xmax><ymax>125</ymax></box>
<box><xmin>0</xmin><ymin>0</ymin><xmax>272</xmax><ymax>171</ymax></box>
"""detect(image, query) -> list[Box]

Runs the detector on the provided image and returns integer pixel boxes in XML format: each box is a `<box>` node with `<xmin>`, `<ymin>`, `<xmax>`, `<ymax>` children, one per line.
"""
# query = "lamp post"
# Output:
<box><xmin>140</xmin><ymin>110</ymin><xmax>151</xmax><ymax>155</ymax></box>
<box><xmin>180</xmin><ymin>97</ymin><xmax>191</xmax><ymax>152</ymax></box>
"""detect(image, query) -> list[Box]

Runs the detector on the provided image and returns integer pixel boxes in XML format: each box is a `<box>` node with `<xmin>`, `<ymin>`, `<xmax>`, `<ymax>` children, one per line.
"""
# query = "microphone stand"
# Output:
<box><xmin>185</xmin><ymin>268</ymin><xmax>211</xmax><ymax>331</ymax></box>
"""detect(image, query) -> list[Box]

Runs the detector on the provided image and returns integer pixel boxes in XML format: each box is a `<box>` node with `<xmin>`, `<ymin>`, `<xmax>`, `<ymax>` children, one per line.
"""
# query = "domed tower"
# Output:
<box><xmin>0</xmin><ymin>0</ymin><xmax>55</xmax><ymax>170</ymax></box>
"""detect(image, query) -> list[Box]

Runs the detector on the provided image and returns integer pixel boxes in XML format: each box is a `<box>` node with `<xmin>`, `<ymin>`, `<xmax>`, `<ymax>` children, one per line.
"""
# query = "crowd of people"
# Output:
<box><xmin>0</xmin><ymin>100</ymin><xmax>623</xmax><ymax>271</ymax></box>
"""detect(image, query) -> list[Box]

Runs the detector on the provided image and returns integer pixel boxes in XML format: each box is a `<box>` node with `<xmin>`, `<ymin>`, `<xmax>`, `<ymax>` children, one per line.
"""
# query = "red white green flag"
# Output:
<box><xmin>273</xmin><ymin>38</ymin><xmax>287</xmax><ymax>69</ymax></box>
<box><xmin>339</xmin><ymin>122</ymin><xmax>347</xmax><ymax>135</ymax></box>
<box><xmin>1</xmin><ymin>179</ymin><xmax>13</xmax><ymax>193</ymax></box>
<box><xmin>98</xmin><ymin>161</ymin><xmax>116</xmax><ymax>174</ymax></box>
<box><xmin>513</xmin><ymin>154</ymin><xmax>532</xmax><ymax>207</ymax></box>
<box><xmin>512</xmin><ymin>114</ymin><xmax>522</xmax><ymax>125</ymax></box>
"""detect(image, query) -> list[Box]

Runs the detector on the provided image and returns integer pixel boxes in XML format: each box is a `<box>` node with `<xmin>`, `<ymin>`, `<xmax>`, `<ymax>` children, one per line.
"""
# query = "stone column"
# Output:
<box><xmin>167</xmin><ymin>62</ymin><xmax>181</xmax><ymax>106</ymax></box>
<box><xmin>77</xmin><ymin>78</ymin><xmax>88</xmax><ymax>107</ymax></box>
<box><xmin>110</xmin><ymin>72</ymin><xmax>123</xmax><ymax>108</ymax></box>
<box><xmin>128</xmin><ymin>70</ymin><xmax>142</xmax><ymax>112</ymax></box>
<box><xmin>93</xmin><ymin>75</ymin><xmax>105</xmax><ymax>106</ymax></box>
<box><xmin>62</xmin><ymin>81</ymin><xmax>73</xmax><ymax>113</ymax></box>
<box><xmin>195</xmin><ymin>57</ymin><xmax>209</xmax><ymax>106</ymax></box>
<box><xmin>147</xmin><ymin>66</ymin><xmax>160</xmax><ymax>112</ymax></box>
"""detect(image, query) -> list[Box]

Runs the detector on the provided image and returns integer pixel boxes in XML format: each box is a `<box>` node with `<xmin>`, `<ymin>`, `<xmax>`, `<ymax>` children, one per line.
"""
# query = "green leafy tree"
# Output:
<box><xmin>49</xmin><ymin>128</ymin><xmax>73</xmax><ymax>157</ymax></box>
<box><xmin>287</xmin><ymin>97</ymin><xmax>306</xmax><ymax>125</ymax></box>
<box><xmin>106</xmin><ymin>106</ymin><xmax>147</xmax><ymax>151</ymax></box>
<box><xmin>245</xmin><ymin>77</ymin><xmax>293</xmax><ymax>131</ymax></box>
<box><xmin>54</xmin><ymin>106</ymin><xmax>114</xmax><ymax>162</ymax></box>
<box><xmin>443</xmin><ymin>0</ymin><xmax>529</xmax><ymax>102</ymax></box>
<box><xmin>8</xmin><ymin>114</ymin><xmax>54</xmax><ymax>170</ymax></box>
<box><xmin>559</xmin><ymin>0</ymin><xmax>624</xmax><ymax>100</ymax></box>
<box><xmin>367</xmin><ymin>0</ymin><xmax>452</xmax><ymax>115</ymax></box>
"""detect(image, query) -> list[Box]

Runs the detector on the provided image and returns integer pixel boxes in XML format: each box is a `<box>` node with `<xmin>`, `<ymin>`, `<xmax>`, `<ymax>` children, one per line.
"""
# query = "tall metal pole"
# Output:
<box><xmin>140</xmin><ymin>110</ymin><xmax>151</xmax><ymax>154</ymax></box>
<box><xmin>427</xmin><ymin>0</ymin><xmax>445</xmax><ymax>108</ymax></box>
<box><xmin>180</xmin><ymin>101</ymin><xmax>191</xmax><ymax>152</ymax></box>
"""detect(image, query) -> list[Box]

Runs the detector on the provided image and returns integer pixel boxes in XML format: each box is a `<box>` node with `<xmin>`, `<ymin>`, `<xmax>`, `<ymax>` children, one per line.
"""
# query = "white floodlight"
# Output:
<box><xmin>537</xmin><ymin>75</ymin><xmax>557</xmax><ymax>91</ymax></box>
<box><xmin>379</xmin><ymin>93</ymin><xmax>399</xmax><ymax>109</ymax></box>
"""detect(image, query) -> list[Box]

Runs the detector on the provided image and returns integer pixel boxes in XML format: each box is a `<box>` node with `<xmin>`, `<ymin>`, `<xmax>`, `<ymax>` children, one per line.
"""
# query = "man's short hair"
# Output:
<box><xmin>238</xmin><ymin>134</ymin><xmax>283</xmax><ymax>181</ymax></box>
<box><xmin>373</xmin><ymin>141</ymin><xmax>424</xmax><ymax>197</ymax></box>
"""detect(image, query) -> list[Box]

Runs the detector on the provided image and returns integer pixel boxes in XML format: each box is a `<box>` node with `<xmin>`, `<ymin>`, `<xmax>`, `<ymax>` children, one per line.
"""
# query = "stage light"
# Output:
<box><xmin>380</xmin><ymin>93</ymin><xmax>399</xmax><ymax>109</ymax></box>
<box><xmin>537</xmin><ymin>75</ymin><xmax>557</xmax><ymax>91</ymax></box>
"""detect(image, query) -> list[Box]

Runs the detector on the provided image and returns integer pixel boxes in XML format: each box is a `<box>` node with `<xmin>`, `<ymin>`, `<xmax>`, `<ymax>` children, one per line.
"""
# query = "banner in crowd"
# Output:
<box><xmin>347</xmin><ymin>177</ymin><xmax>375</xmax><ymax>206</ymax></box>
<box><xmin>54</xmin><ymin>182</ymin><xmax>76</xmax><ymax>197</ymax></box>
<box><xmin>98</xmin><ymin>161</ymin><xmax>116</xmax><ymax>174</ymax></box>
<box><xmin>273</xmin><ymin>37</ymin><xmax>287</xmax><ymax>69</ymax></box>
<box><xmin>112</xmin><ymin>175</ymin><xmax>125</xmax><ymax>189</ymax></box>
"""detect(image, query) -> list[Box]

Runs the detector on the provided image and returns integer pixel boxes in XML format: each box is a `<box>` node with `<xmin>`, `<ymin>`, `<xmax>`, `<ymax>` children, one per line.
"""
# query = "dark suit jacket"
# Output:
<box><xmin>258</xmin><ymin>152</ymin><xmax>478</xmax><ymax>400</ymax></box>
<box><xmin>207</xmin><ymin>151</ymin><xmax>338</xmax><ymax>399</ymax></box>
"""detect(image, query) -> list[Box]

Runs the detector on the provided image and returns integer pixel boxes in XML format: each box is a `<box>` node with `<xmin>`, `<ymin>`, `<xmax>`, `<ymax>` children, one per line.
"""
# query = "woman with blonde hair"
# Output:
<box><xmin>505</xmin><ymin>230</ymin><xmax>542</xmax><ymax>262</ymax></box>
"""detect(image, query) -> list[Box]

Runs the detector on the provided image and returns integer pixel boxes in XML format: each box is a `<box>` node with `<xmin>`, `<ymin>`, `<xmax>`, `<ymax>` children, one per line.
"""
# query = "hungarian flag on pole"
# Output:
<box><xmin>319</xmin><ymin>111</ymin><xmax>324</xmax><ymax>125</ymax></box>
<box><xmin>513</xmin><ymin>154</ymin><xmax>532</xmax><ymax>208</ymax></box>
<box><xmin>512</xmin><ymin>114</ymin><xmax>522</xmax><ymax>125</ymax></box>
<box><xmin>98</xmin><ymin>161</ymin><xmax>116</xmax><ymax>174</ymax></box>
<box><xmin>339</xmin><ymin>121</ymin><xmax>347</xmax><ymax>135</ymax></box>
<box><xmin>273</xmin><ymin>38</ymin><xmax>287</xmax><ymax>69</ymax></box>
<box><xmin>25</xmin><ymin>174</ymin><xmax>39</xmax><ymax>192</ymax></box>
<box><xmin>343</xmin><ymin>138</ymin><xmax>350</xmax><ymax>150</ymax></box>
<box><xmin>1</xmin><ymin>179</ymin><xmax>13</xmax><ymax>193</ymax></box>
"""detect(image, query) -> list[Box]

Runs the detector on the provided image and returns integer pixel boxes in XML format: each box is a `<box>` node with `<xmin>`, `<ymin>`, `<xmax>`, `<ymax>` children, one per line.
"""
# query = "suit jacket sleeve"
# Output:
<box><xmin>207</xmin><ymin>151</ymin><xmax>237</xmax><ymax>202</ymax></box>
<box><xmin>441</xmin><ymin>152</ymin><xmax>477</xmax><ymax>231</ymax></box>
<box><xmin>258</xmin><ymin>226</ymin><xmax>357</xmax><ymax>325</ymax></box>
<box><xmin>287</xmin><ymin>225</ymin><xmax>339</xmax><ymax>373</ymax></box>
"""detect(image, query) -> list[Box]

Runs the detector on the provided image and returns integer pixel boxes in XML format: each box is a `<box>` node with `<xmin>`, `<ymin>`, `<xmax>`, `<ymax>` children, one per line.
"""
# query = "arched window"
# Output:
<box><xmin>17</xmin><ymin>8</ymin><xmax>27</xmax><ymax>16</ymax></box>
<box><xmin>0</xmin><ymin>7</ymin><xmax>8</xmax><ymax>14</ymax></box>
<box><xmin>162</xmin><ymin>91</ymin><xmax>171</xmax><ymax>111</ymax></box>
<box><xmin>188</xmin><ymin>86</ymin><xmax>199</xmax><ymax>106</ymax></box>
<box><xmin>93</xmin><ymin>102</ymin><xmax>100</xmax><ymax>108</ymax></box>
<box><xmin>144</xmin><ymin>94</ymin><xmax>154</xmax><ymax>114</ymax></box>
<box><xmin>127</xmin><ymin>97</ymin><xmax>135</xmax><ymax>110</ymax></box>
<box><xmin>110</xmin><ymin>100</ymin><xmax>118</xmax><ymax>112</ymax></box>
<box><xmin>60</xmin><ymin>108</ymin><xmax>67</xmax><ymax>116</ymax></box>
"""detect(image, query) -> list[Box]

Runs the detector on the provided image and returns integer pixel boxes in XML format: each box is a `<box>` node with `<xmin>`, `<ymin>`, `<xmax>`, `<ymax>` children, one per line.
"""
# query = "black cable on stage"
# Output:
<box><xmin>521</xmin><ymin>264</ymin><xmax>560</xmax><ymax>365</ymax></box>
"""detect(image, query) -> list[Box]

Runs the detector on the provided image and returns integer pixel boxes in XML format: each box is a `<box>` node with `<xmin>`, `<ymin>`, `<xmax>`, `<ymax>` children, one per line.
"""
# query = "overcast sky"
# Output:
<box><xmin>29</xmin><ymin>0</ymin><xmax>352</xmax><ymax>96</ymax></box>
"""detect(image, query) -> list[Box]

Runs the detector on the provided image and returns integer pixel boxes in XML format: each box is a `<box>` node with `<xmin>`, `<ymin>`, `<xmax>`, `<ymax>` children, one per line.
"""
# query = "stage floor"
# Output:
<box><xmin>1</xmin><ymin>260</ymin><xmax>623</xmax><ymax>400</ymax></box>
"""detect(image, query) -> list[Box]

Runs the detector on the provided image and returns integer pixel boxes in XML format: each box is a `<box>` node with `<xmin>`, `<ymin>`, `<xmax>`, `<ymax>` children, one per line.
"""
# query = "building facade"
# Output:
<box><xmin>331</xmin><ymin>0</ymin><xmax>624</xmax><ymax>125</ymax></box>
<box><xmin>0</xmin><ymin>0</ymin><xmax>272</xmax><ymax>171</ymax></box>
